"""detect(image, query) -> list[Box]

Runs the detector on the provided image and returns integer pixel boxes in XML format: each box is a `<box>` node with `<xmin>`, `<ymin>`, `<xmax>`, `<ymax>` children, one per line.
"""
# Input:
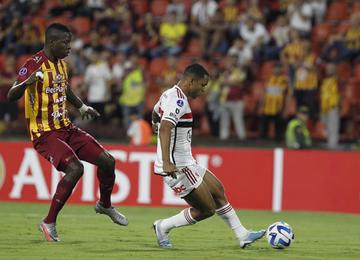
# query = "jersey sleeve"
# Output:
<box><xmin>161</xmin><ymin>91</ymin><xmax>187</xmax><ymax>126</ymax></box>
<box><xmin>16</xmin><ymin>57</ymin><xmax>41</xmax><ymax>83</ymax></box>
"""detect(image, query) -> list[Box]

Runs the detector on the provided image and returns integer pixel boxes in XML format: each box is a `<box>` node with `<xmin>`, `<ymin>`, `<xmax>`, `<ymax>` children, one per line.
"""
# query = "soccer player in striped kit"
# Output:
<box><xmin>7</xmin><ymin>23</ymin><xmax>128</xmax><ymax>242</ymax></box>
<box><xmin>152</xmin><ymin>64</ymin><xmax>265</xmax><ymax>248</ymax></box>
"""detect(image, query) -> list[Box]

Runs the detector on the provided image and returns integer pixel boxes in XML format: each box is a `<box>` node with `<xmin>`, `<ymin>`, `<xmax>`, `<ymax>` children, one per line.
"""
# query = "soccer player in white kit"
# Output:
<box><xmin>152</xmin><ymin>64</ymin><xmax>265</xmax><ymax>248</ymax></box>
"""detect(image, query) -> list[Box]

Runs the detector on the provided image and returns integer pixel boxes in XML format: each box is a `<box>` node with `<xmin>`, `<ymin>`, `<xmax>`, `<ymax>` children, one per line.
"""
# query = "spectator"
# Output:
<box><xmin>321</xmin><ymin>14</ymin><xmax>360</xmax><ymax>63</ymax></box>
<box><xmin>294</xmin><ymin>40</ymin><xmax>318</xmax><ymax>120</ymax></box>
<box><xmin>320</xmin><ymin>63</ymin><xmax>340</xmax><ymax>149</ymax></box>
<box><xmin>0</xmin><ymin>54</ymin><xmax>17</xmax><ymax>134</ymax></box>
<box><xmin>219</xmin><ymin>54</ymin><xmax>248</xmax><ymax>140</ymax></box>
<box><xmin>127</xmin><ymin>113</ymin><xmax>152</xmax><ymax>146</ymax></box>
<box><xmin>309</xmin><ymin>0</ymin><xmax>327</xmax><ymax>24</ymax></box>
<box><xmin>151</xmin><ymin>11</ymin><xmax>187</xmax><ymax>58</ymax></box>
<box><xmin>239</xmin><ymin>15</ymin><xmax>270</xmax><ymax>50</ymax></box>
<box><xmin>260</xmin><ymin>63</ymin><xmax>288</xmax><ymax>142</ymax></box>
<box><xmin>205</xmin><ymin>61</ymin><xmax>221</xmax><ymax>137</ymax></box>
<box><xmin>156</xmin><ymin>55</ymin><xmax>179</xmax><ymax>92</ymax></box>
<box><xmin>84</xmin><ymin>49</ymin><xmax>112</xmax><ymax>122</ymax></box>
<box><xmin>281</xmin><ymin>30</ymin><xmax>305</xmax><ymax>88</ymax></box>
<box><xmin>227</xmin><ymin>37</ymin><xmax>253</xmax><ymax>66</ymax></box>
<box><xmin>190</xmin><ymin>0</ymin><xmax>218</xmax><ymax>56</ymax></box>
<box><xmin>285</xmin><ymin>106</ymin><xmax>312</xmax><ymax>149</ymax></box>
<box><xmin>271</xmin><ymin>15</ymin><xmax>290</xmax><ymax>49</ymax></box>
<box><xmin>166</xmin><ymin>0</ymin><xmax>186</xmax><ymax>22</ymax></box>
<box><xmin>287</xmin><ymin>0</ymin><xmax>312</xmax><ymax>36</ymax></box>
<box><xmin>222</xmin><ymin>0</ymin><xmax>241</xmax><ymax>37</ymax></box>
<box><xmin>119</xmin><ymin>53</ymin><xmax>146</xmax><ymax>129</ymax></box>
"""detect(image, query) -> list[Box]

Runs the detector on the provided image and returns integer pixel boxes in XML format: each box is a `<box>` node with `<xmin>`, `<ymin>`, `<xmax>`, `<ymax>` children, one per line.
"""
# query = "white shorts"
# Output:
<box><xmin>164</xmin><ymin>163</ymin><xmax>207</xmax><ymax>198</ymax></box>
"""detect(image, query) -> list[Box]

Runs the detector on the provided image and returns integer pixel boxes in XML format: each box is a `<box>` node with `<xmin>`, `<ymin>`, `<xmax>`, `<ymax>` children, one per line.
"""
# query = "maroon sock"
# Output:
<box><xmin>44</xmin><ymin>178</ymin><xmax>74</xmax><ymax>224</ymax></box>
<box><xmin>97</xmin><ymin>169</ymin><xmax>115</xmax><ymax>208</ymax></box>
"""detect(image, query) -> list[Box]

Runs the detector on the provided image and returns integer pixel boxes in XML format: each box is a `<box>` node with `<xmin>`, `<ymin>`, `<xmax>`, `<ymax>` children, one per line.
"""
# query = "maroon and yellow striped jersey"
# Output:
<box><xmin>17</xmin><ymin>50</ymin><xmax>71</xmax><ymax>140</ymax></box>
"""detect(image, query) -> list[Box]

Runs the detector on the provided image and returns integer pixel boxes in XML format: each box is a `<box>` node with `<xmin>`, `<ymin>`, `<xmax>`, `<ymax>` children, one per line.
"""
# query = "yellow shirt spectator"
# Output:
<box><xmin>119</xmin><ymin>67</ymin><xmax>145</xmax><ymax>107</ymax></box>
<box><xmin>320</xmin><ymin>76</ymin><xmax>340</xmax><ymax>113</ymax></box>
<box><xmin>345</xmin><ymin>27</ymin><xmax>360</xmax><ymax>49</ymax></box>
<box><xmin>295</xmin><ymin>54</ymin><xmax>318</xmax><ymax>91</ymax></box>
<box><xmin>160</xmin><ymin>21</ymin><xmax>187</xmax><ymax>47</ymax></box>
<box><xmin>263</xmin><ymin>75</ymin><xmax>288</xmax><ymax>115</ymax></box>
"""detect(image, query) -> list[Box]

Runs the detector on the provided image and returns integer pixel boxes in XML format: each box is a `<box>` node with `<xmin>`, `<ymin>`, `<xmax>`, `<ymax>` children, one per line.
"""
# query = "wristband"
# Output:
<box><xmin>79</xmin><ymin>103</ymin><xmax>89</xmax><ymax>114</ymax></box>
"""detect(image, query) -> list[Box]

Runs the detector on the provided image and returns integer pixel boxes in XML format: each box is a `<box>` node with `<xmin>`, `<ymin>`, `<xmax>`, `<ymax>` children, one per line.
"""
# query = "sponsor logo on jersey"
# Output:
<box><xmin>172</xmin><ymin>185</ymin><xmax>186</xmax><ymax>194</ymax></box>
<box><xmin>33</xmin><ymin>56</ymin><xmax>42</xmax><ymax>63</ymax></box>
<box><xmin>19</xmin><ymin>67</ymin><xmax>27</xmax><ymax>76</ymax></box>
<box><xmin>45</xmin><ymin>86</ymin><xmax>65</xmax><ymax>94</ymax></box>
<box><xmin>0</xmin><ymin>154</ymin><xmax>6</xmax><ymax>191</ymax></box>
<box><xmin>176</xmin><ymin>99</ymin><xmax>184</xmax><ymax>107</ymax></box>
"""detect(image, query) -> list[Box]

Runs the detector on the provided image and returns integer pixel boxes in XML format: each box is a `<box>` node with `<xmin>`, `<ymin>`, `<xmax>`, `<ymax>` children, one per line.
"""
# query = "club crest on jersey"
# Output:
<box><xmin>176</xmin><ymin>99</ymin><xmax>184</xmax><ymax>107</ymax></box>
<box><xmin>19</xmin><ymin>67</ymin><xmax>27</xmax><ymax>76</ymax></box>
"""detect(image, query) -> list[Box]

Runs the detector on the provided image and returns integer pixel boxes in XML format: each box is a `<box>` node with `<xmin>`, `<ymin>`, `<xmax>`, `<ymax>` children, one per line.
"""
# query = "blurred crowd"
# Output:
<box><xmin>1</xmin><ymin>0</ymin><xmax>360</xmax><ymax>149</ymax></box>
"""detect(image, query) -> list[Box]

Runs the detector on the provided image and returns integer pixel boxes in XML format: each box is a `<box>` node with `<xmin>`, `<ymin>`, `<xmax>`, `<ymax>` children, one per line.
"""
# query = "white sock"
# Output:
<box><xmin>161</xmin><ymin>208</ymin><xmax>196</xmax><ymax>232</ymax></box>
<box><xmin>216</xmin><ymin>203</ymin><xmax>248</xmax><ymax>240</ymax></box>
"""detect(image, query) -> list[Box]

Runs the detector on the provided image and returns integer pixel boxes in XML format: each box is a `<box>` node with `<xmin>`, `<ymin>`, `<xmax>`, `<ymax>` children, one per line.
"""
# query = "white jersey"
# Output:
<box><xmin>154</xmin><ymin>85</ymin><xmax>195</xmax><ymax>175</ymax></box>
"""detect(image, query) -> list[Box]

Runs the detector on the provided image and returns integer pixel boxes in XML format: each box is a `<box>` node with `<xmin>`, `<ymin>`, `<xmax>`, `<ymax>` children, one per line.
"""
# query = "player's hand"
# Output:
<box><xmin>26</xmin><ymin>69</ymin><xmax>43</xmax><ymax>86</ymax></box>
<box><xmin>81</xmin><ymin>106</ymin><xmax>100</xmax><ymax>120</ymax></box>
<box><xmin>152</xmin><ymin>122</ymin><xmax>159</xmax><ymax>134</ymax></box>
<box><xmin>163</xmin><ymin>161</ymin><xmax>178</xmax><ymax>179</ymax></box>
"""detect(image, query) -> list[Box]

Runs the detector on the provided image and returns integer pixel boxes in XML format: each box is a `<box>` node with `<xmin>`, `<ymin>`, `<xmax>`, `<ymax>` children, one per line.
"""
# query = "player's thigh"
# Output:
<box><xmin>33</xmin><ymin>131</ymin><xmax>79</xmax><ymax>172</ymax></box>
<box><xmin>203</xmin><ymin>170</ymin><xmax>228</xmax><ymax>206</ymax></box>
<box><xmin>183</xmin><ymin>181</ymin><xmax>216</xmax><ymax>212</ymax></box>
<box><xmin>68</xmin><ymin>125</ymin><xmax>106</xmax><ymax>164</ymax></box>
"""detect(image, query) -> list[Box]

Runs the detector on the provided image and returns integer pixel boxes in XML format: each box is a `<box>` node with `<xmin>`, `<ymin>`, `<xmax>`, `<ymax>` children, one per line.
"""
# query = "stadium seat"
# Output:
<box><xmin>336</xmin><ymin>22</ymin><xmax>351</xmax><ymax>34</ymax></box>
<box><xmin>151</xmin><ymin>0</ymin><xmax>169</xmax><ymax>17</ymax></box>
<box><xmin>145</xmin><ymin>89</ymin><xmax>161</xmax><ymax>113</ymax></box>
<box><xmin>149</xmin><ymin>58</ymin><xmax>168</xmax><ymax>77</ymax></box>
<box><xmin>189</xmin><ymin>97</ymin><xmax>205</xmax><ymax>115</ymax></box>
<box><xmin>353</xmin><ymin>63</ymin><xmax>360</xmax><ymax>80</ymax></box>
<box><xmin>312</xmin><ymin>23</ymin><xmax>332</xmax><ymax>45</ymax></box>
<box><xmin>185</xmin><ymin>38</ymin><xmax>202</xmax><ymax>57</ymax></box>
<box><xmin>16</xmin><ymin>55</ymin><xmax>31</xmax><ymax>70</ymax></box>
<box><xmin>259</xmin><ymin>61</ymin><xmax>274</xmax><ymax>81</ymax></box>
<box><xmin>72</xmin><ymin>17</ymin><xmax>91</xmax><ymax>36</ymax></box>
<box><xmin>337</xmin><ymin>63</ymin><xmax>352</xmax><ymax>82</ymax></box>
<box><xmin>0</xmin><ymin>54</ymin><xmax>5</xmax><ymax>70</ymax></box>
<box><xmin>130</xmin><ymin>0</ymin><xmax>149</xmax><ymax>15</ymax></box>
<box><xmin>177</xmin><ymin>56</ymin><xmax>194</xmax><ymax>72</ymax></box>
<box><xmin>352</xmin><ymin>1</ymin><xmax>360</xmax><ymax>15</ymax></box>
<box><xmin>182</xmin><ymin>0</ymin><xmax>193</xmax><ymax>16</ymax></box>
<box><xmin>326</xmin><ymin>1</ymin><xmax>349</xmax><ymax>22</ymax></box>
<box><xmin>46</xmin><ymin>15</ymin><xmax>70</xmax><ymax>27</ymax></box>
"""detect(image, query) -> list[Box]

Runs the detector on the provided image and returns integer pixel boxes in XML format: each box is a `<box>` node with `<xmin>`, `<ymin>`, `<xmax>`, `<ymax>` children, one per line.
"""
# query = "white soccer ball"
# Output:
<box><xmin>266</xmin><ymin>221</ymin><xmax>294</xmax><ymax>249</ymax></box>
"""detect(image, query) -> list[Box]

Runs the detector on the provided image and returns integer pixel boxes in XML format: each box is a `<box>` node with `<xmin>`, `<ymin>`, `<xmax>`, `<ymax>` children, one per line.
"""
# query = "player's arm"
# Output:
<box><xmin>66</xmin><ymin>87</ymin><xmax>100</xmax><ymax>119</ymax></box>
<box><xmin>7</xmin><ymin>70</ymin><xmax>42</xmax><ymax>102</ymax></box>
<box><xmin>159</xmin><ymin>120</ymin><xmax>177</xmax><ymax>179</ymax></box>
<box><xmin>151</xmin><ymin>107</ymin><xmax>161</xmax><ymax>133</ymax></box>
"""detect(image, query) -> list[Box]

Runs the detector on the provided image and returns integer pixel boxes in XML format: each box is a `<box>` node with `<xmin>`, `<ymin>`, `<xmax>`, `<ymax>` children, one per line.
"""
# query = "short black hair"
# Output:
<box><xmin>45</xmin><ymin>23</ymin><xmax>71</xmax><ymax>42</ymax></box>
<box><xmin>183</xmin><ymin>63</ymin><xmax>209</xmax><ymax>79</ymax></box>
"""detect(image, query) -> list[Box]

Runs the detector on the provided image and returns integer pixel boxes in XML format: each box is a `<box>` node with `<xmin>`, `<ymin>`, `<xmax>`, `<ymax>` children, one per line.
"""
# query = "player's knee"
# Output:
<box><xmin>67</xmin><ymin>161</ymin><xmax>84</xmax><ymax>179</ymax></box>
<box><xmin>98</xmin><ymin>151</ymin><xmax>115</xmax><ymax>172</ymax></box>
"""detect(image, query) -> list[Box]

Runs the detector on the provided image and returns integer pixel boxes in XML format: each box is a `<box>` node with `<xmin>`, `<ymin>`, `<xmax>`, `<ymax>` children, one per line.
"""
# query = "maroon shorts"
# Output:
<box><xmin>33</xmin><ymin>124</ymin><xmax>105</xmax><ymax>171</ymax></box>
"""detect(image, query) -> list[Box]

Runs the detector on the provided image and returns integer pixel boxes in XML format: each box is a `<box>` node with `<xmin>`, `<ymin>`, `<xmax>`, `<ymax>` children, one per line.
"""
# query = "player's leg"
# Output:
<box><xmin>153</xmin><ymin>165</ymin><xmax>216</xmax><ymax>247</ymax></box>
<box><xmin>34</xmin><ymin>132</ymin><xmax>84</xmax><ymax>242</ymax></box>
<box><xmin>203</xmin><ymin>170</ymin><xmax>265</xmax><ymax>248</ymax></box>
<box><xmin>69</xmin><ymin>126</ymin><xmax>128</xmax><ymax>225</ymax></box>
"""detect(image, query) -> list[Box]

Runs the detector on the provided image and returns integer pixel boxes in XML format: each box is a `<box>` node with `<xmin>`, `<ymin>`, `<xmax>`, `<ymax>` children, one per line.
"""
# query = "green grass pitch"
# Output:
<box><xmin>0</xmin><ymin>202</ymin><xmax>359</xmax><ymax>259</ymax></box>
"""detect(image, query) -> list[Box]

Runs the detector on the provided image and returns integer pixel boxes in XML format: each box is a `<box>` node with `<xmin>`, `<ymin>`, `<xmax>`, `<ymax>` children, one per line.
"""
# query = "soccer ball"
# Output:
<box><xmin>266</xmin><ymin>221</ymin><xmax>294</xmax><ymax>249</ymax></box>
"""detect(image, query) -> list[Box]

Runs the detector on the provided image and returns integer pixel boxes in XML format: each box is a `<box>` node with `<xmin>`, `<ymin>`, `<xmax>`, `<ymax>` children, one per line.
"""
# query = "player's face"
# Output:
<box><xmin>189</xmin><ymin>75</ymin><xmax>209</xmax><ymax>98</ymax></box>
<box><xmin>52</xmin><ymin>32</ymin><xmax>72</xmax><ymax>59</ymax></box>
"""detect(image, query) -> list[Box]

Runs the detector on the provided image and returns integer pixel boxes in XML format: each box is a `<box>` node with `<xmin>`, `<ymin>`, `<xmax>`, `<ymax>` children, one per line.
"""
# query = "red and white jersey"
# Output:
<box><xmin>154</xmin><ymin>85</ymin><xmax>195</xmax><ymax>175</ymax></box>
